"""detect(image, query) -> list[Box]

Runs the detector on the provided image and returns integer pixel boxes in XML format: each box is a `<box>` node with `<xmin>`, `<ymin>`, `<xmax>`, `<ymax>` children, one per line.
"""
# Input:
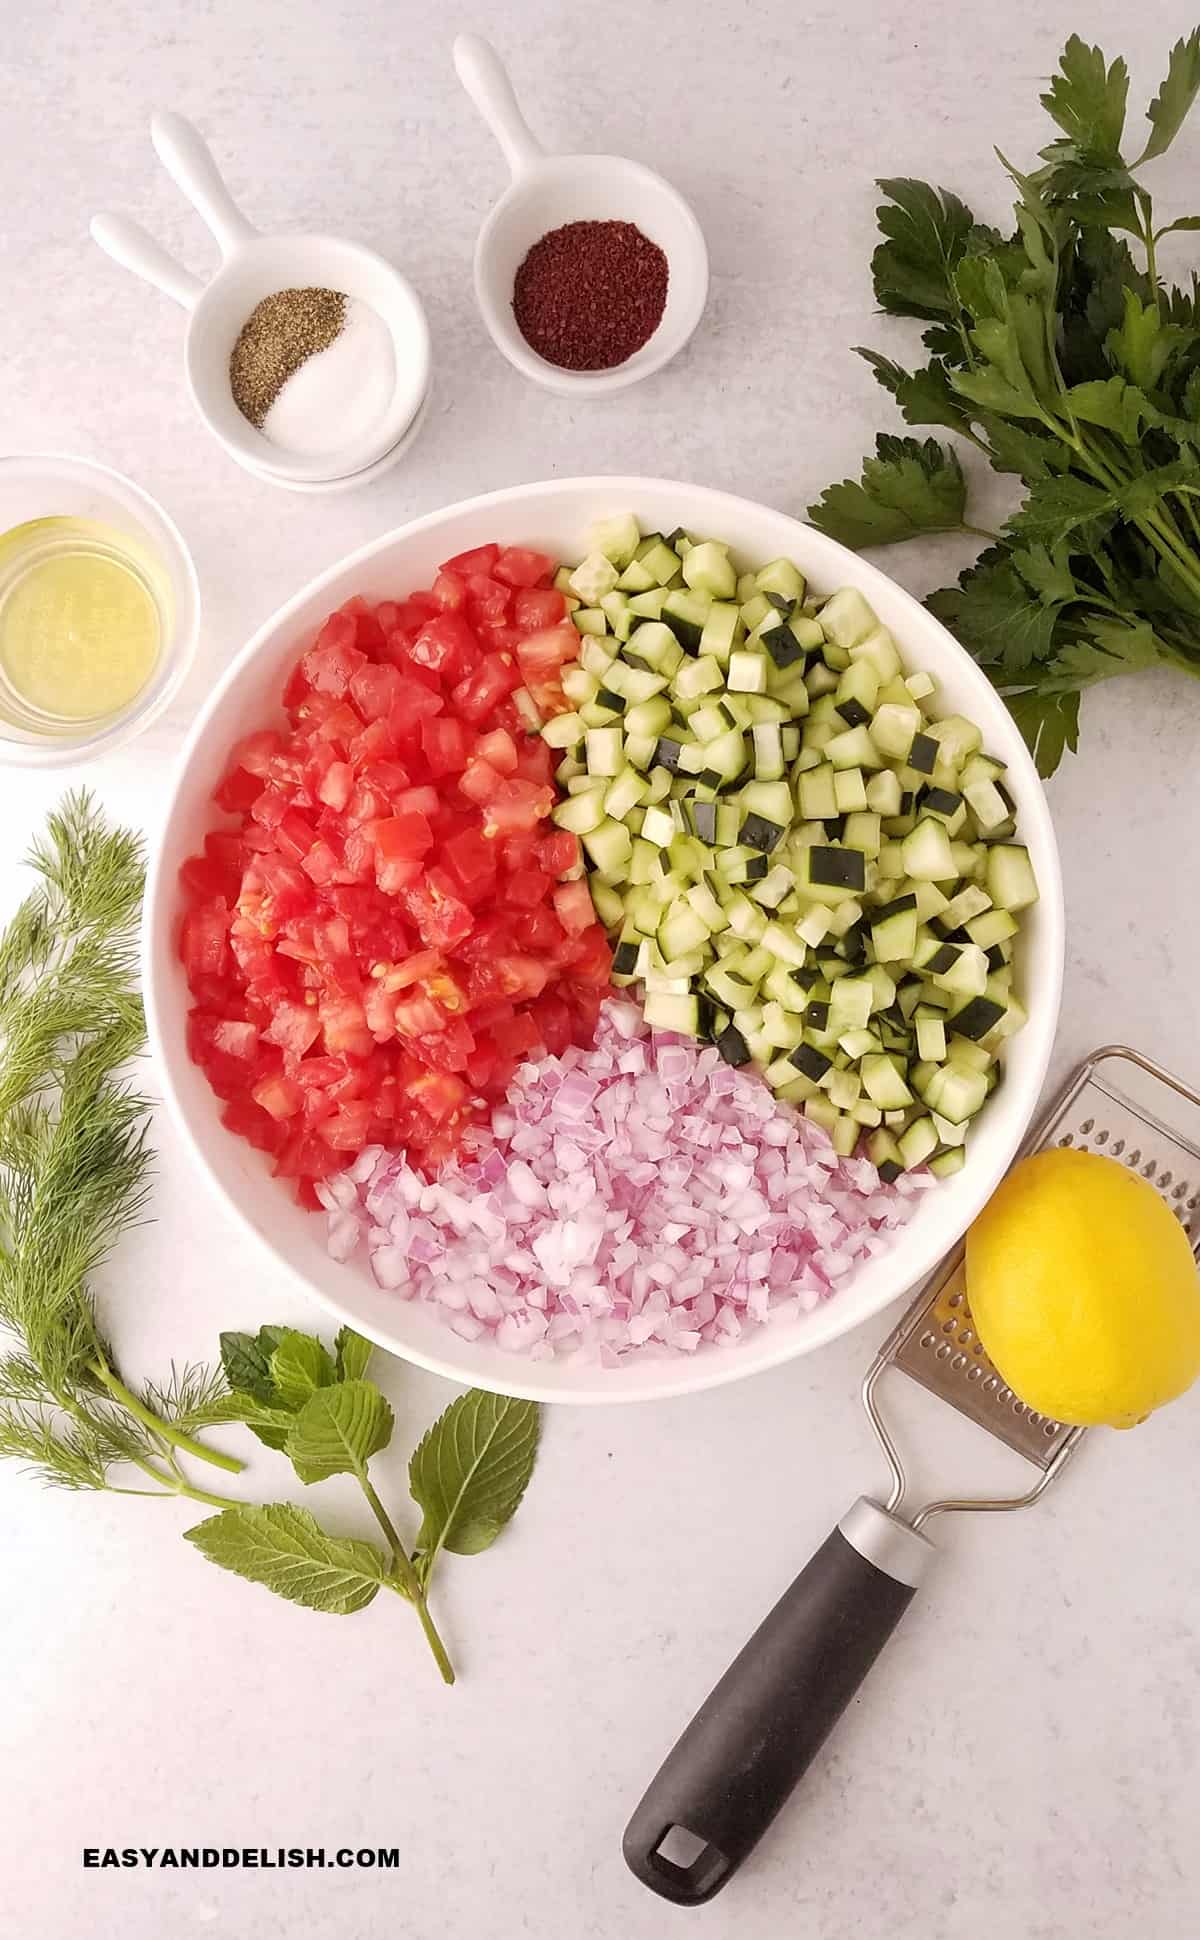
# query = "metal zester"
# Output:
<box><xmin>624</xmin><ymin>1046</ymin><xmax>1200</xmax><ymax>1906</ymax></box>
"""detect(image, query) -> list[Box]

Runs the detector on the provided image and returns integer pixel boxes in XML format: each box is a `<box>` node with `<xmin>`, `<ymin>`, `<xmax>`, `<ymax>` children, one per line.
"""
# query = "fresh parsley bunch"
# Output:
<box><xmin>809</xmin><ymin>30</ymin><xmax>1200</xmax><ymax>774</ymax></box>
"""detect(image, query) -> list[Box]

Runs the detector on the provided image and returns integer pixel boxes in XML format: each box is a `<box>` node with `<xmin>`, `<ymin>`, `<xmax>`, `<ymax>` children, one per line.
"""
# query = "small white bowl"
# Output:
<box><xmin>92</xmin><ymin>114</ymin><xmax>430</xmax><ymax>489</ymax></box>
<box><xmin>454</xmin><ymin>36</ymin><xmax>709</xmax><ymax>397</ymax></box>
<box><xmin>144</xmin><ymin>476</ymin><xmax>1064</xmax><ymax>1407</ymax></box>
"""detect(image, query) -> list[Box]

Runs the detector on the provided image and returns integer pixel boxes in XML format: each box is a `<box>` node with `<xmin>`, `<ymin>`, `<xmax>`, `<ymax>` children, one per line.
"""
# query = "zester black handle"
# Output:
<box><xmin>622</xmin><ymin>1499</ymin><xmax>933</xmax><ymax>1905</ymax></box>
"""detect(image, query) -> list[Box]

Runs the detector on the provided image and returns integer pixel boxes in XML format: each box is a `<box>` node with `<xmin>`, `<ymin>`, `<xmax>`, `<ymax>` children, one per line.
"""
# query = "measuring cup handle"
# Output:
<box><xmin>622</xmin><ymin>1500</ymin><xmax>933</xmax><ymax>1906</ymax></box>
<box><xmin>90</xmin><ymin>213</ymin><xmax>202</xmax><ymax>309</ymax></box>
<box><xmin>151</xmin><ymin>112</ymin><xmax>257</xmax><ymax>255</ymax></box>
<box><xmin>452</xmin><ymin>35</ymin><xmax>544</xmax><ymax>180</ymax></box>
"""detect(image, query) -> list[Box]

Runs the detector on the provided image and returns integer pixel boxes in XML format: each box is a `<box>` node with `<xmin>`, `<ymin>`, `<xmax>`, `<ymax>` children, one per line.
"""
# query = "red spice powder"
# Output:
<box><xmin>512</xmin><ymin>219</ymin><xmax>669</xmax><ymax>372</ymax></box>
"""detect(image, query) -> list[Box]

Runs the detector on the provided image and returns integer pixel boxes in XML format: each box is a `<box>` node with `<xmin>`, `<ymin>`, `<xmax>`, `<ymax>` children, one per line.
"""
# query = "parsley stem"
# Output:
<box><xmin>359</xmin><ymin>1471</ymin><xmax>455</xmax><ymax>1685</ymax></box>
<box><xmin>88</xmin><ymin>1358</ymin><xmax>246</xmax><ymax>1476</ymax></box>
<box><xmin>961</xmin><ymin>522</ymin><xmax>1000</xmax><ymax>542</ymax></box>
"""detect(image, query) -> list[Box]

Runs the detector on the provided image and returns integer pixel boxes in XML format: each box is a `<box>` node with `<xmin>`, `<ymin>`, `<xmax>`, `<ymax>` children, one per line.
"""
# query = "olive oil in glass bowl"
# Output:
<box><xmin>0</xmin><ymin>456</ymin><xmax>199</xmax><ymax>766</ymax></box>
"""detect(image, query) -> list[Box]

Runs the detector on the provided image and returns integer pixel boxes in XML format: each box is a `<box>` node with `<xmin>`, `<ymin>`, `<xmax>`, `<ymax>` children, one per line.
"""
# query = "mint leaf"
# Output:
<box><xmin>197</xmin><ymin>1389</ymin><xmax>295</xmax><ymax>1452</ymax></box>
<box><xmin>1040</xmin><ymin>36</ymin><xmax>1129</xmax><ymax>164</ymax></box>
<box><xmin>285</xmin><ymin>1379</ymin><xmax>394</xmax><ymax>1484</ymax></box>
<box><xmin>928</xmin><ymin>552</ymin><xmax>1062</xmax><ymax>676</ymax></box>
<box><xmin>1004</xmin><ymin>689</ymin><xmax>1081</xmax><ymax>777</ymax></box>
<box><xmin>185</xmin><ymin>1504</ymin><xmax>387</xmax><ymax>1615</ymax></box>
<box><xmin>410</xmin><ymin>1391</ymin><xmax>540</xmax><ymax>1568</ymax></box>
<box><xmin>871</xmin><ymin>179</ymin><xmax>976</xmax><ymax>322</ymax></box>
<box><xmin>219</xmin><ymin>1330</ymin><xmax>276</xmax><ymax>1405</ymax></box>
<box><xmin>1138</xmin><ymin>29</ymin><xmax>1200</xmax><ymax>164</ymax></box>
<box><xmin>807</xmin><ymin>436</ymin><xmax>966</xmax><ymax>549</ymax></box>
<box><xmin>268</xmin><ymin>1330</ymin><xmax>337</xmax><ymax>1411</ymax></box>
<box><xmin>334</xmin><ymin>1325</ymin><xmax>373</xmax><ymax>1385</ymax></box>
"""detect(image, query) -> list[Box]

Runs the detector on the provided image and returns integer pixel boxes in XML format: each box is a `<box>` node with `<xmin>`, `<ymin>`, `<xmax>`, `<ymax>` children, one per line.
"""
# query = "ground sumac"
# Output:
<box><xmin>512</xmin><ymin>220</ymin><xmax>669</xmax><ymax>371</ymax></box>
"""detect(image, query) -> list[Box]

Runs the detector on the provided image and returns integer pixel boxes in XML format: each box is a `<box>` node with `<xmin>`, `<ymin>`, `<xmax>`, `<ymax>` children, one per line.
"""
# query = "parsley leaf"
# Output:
<box><xmin>1050</xmin><ymin>616</ymin><xmax>1160</xmax><ymax>683</ymax></box>
<box><xmin>927</xmin><ymin>551</ymin><xmax>1063</xmax><ymax>676</ymax></box>
<box><xmin>1139</xmin><ymin>29</ymin><xmax>1200</xmax><ymax>164</ymax></box>
<box><xmin>856</xmin><ymin>350</ymin><xmax>977</xmax><ymax>435</ymax></box>
<box><xmin>1005</xmin><ymin>689</ymin><xmax>1082</xmax><ymax>777</ymax></box>
<box><xmin>1040</xmin><ymin>35</ymin><xmax>1129</xmax><ymax>165</ymax></box>
<box><xmin>871</xmin><ymin>179</ymin><xmax>976</xmax><ymax>322</ymax></box>
<box><xmin>807</xmin><ymin>436</ymin><xmax>966</xmax><ymax>548</ymax></box>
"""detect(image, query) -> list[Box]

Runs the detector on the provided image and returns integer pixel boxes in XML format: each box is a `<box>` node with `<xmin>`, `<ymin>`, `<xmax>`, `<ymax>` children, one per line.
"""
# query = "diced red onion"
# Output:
<box><xmin>322</xmin><ymin>1001</ymin><xmax>917</xmax><ymax>1365</ymax></box>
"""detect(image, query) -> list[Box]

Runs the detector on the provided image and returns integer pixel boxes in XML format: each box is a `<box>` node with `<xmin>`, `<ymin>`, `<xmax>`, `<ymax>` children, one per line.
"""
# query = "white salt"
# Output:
<box><xmin>261</xmin><ymin>297</ymin><xmax>396</xmax><ymax>457</ymax></box>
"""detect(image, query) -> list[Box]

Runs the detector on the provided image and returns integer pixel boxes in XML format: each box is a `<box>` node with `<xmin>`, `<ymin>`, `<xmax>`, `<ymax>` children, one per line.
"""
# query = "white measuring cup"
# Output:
<box><xmin>91</xmin><ymin>114</ymin><xmax>431</xmax><ymax>487</ymax></box>
<box><xmin>453</xmin><ymin>36</ymin><xmax>708</xmax><ymax>397</ymax></box>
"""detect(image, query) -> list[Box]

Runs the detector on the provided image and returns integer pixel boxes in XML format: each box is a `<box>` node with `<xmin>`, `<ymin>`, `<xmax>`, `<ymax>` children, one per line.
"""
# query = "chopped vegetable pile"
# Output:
<box><xmin>178</xmin><ymin>545</ymin><xmax>609</xmax><ymax>1202</ymax></box>
<box><xmin>181</xmin><ymin>512</ymin><xmax>1040</xmax><ymax>1364</ymax></box>
<box><xmin>544</xmin><ymin>514</ymin><xmax>1036</xmax><ymax>1181</ymax></box>
<box><xmin>322</xmin><ymin>1000</ymin><xmax>926</xmax><ymax>1363</ymax></box>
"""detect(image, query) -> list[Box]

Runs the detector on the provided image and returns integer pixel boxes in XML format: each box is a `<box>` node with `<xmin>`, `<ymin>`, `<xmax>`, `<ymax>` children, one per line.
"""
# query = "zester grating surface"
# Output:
<box><xmin>889</xmin><ymin>1053</ymin><xmax>1200</xmax><ymax>1469</ymax></box>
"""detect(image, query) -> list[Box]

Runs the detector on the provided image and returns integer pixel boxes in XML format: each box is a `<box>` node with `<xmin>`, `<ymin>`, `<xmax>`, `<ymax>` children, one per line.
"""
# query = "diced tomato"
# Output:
<box><xmin>553</xmin><ymin>879</ymin><xmax>596</xmax><ymax>936</ymax></box>
<box><xmin>494</xmin><ymin>546</ymin><xmax>554</xmax><ymax>588</ymax></box>
<box><xmin>481</xmin><ymin>778</ymin><xmax>555</xmax><ymax>837</ymax></box>
<box><xmin>213</xmin><ymin>762</ymin><xmax>264</xmax><ymax>814</ymax></box>
<box><xmin>451</xmin><ymin>654</ymin><xmax>520</xmax><ymax>725</ymax></box>
<box><xmin>514</xmin><ymin>587</ymin><xmax>566</xmax><ymax>631</ymax></box>
<box><xmin>490</xmin><ymin>1010</ymin><xmax>544</xmax><ymax>1060</ymax></box>
<box><xmin>180</xmin><ymin>902</ymin><xmax>229</xmax><ymax>981</ymax></box>
<box><xmin>320</xmin><ymin>995</ymin><xmax>373</xmax><ymax>1057</ymax></box>
<box><xmin>323</xmin><ymin>1101</ymin><xmax>374</xmax><ymax>1150</ymax></box>
<box><xmin>373</xmin><ymin>812</ymin><xmax>434</xmax><ymax>860</ymax></box>
<box><xmin>302</xmin><ymin>614</ymin><xmax>367</xmax><ymax>696</ymax></box>
<box><xmin>221</xmin><ymin>1094</ymin><xmax>287</xmax><ymax>1155</ymax></box>
<box><xmin>420</xmin><ymin>715</ymin><xmax>470</xmax><ymax>777</ymax></box>
<box><xmin>264</xmin><ymin>1000</ymin><xmax>322</xmax><ymax>1058</ymax></box>
<box><xmin>442</xmin><ymin>825</ymin><xmax>497</xmax><ymax>904</ymax></box>
<box><xmin>440</xmin><ymin>543</ymin><xmax>501</xmax><ymax>577</ymax></box>
<box><xmin>403</xmin><ymin>869</ymin><xmax>475</xmax><ymax>950</ymax></box>
<box><xmin>409</xmin><ymin>613</ymin><xmax>479</xmax><ymax>684</ymax></box>
<box><xmin>475</xmin><ymin>727</ymin><xmax>519</xmax><ymax>775</ymax></box>
<box><xmin>252</xmin><ymin>1073</ymin><xmax>305</xmax><ymax>1120</ymax></box>
<box><xmin>507</xmin><ymin>867</ymin><xmax>553</xmax><ymax>909</ymax></box>
<box><xmin>494</xmin><ymin>954</ymin><xmax>550</xmax><ymax>1000</ymax></box>
<box><xmin>539</xmin><ymin>830</ymin><xmax>581</xmax><ymax>877</ymax></box>
<box><xmin>432</xmin><ymin>569</ymin><xmax>467</xmax><ymax>611</ymax></box>
<box><xmin>179</xmin><ymin>540</ymin><xmax>615</xmax><ymax>1200</ymax></box>
<box><xmin>515</xmin><ymin>621</ymin><xmax>582</xmax><ymax>717</ymax></box>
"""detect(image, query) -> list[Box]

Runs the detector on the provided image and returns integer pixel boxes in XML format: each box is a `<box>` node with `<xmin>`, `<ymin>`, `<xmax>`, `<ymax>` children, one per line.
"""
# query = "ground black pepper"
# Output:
<box><xmin>512</xmin><ymin>220</ymin><xmax>669</xmax><ymax>372</ymax></box>
<box><xmin>229</xmin><ymin>287</ymin><xmax>347</xmax><ymax>427</ymax></box>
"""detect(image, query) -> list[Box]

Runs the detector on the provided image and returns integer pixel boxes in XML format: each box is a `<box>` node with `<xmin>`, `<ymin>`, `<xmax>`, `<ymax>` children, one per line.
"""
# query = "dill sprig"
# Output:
<box><xmin>0</xmin><ymin>793</ymin><xmax>243</xmax><ymax>1507</ymax></box>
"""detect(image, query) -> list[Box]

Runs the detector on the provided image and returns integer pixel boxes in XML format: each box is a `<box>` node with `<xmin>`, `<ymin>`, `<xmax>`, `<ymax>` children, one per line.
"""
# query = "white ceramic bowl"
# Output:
<box><xmin>455</xmin><ymin>37</ymin><xmax>709</xmax><ymax>397</ymax></box>
<box><xmin>92</xmin><ymin>115</ymin><xmax>430</xmax><ymax>489</ymax></box>
<box><xmin>144</xmin><ymin>477</ymin><xmax>1064</xmax><ymax>1405</ymax></box>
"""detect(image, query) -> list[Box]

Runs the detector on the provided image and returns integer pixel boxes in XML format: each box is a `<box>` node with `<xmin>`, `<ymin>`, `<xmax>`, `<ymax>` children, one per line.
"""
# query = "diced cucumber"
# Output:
<box><xmin>986</xmin><ymin>844</ymin><xmax>1039</xmax><ymax>912</ymax></box>
<box><xmin>682</xmin><ymin>541</ymin><xmax>737</xmax><ymax>599</ymax></box>
<box><xmin>588</xmin><ymin>513</ymin><xmax>641</xmax><ymax>569</ymax></box>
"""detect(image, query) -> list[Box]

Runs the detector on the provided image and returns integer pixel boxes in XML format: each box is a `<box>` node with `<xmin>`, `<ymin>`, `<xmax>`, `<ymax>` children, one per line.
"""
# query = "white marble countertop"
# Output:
<box><xmin>4</xmin><ymin>1</ymin><xmax>1200</xmax><ymax>1935</ymax></box>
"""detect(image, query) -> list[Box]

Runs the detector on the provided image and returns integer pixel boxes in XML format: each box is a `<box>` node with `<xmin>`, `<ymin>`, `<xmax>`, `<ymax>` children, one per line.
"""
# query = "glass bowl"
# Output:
<box><xmin>0</xmin><ymin>453</ymin><xmax>200</xmax><ymax>766</ymax></box>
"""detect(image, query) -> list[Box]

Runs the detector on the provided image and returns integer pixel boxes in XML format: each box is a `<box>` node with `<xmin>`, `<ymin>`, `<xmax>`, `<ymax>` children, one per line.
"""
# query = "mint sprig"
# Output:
<box><xmin>191</xmin><ymin>1326</ymin><xmax>541</xmax><ymax>1684</ymax></box>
